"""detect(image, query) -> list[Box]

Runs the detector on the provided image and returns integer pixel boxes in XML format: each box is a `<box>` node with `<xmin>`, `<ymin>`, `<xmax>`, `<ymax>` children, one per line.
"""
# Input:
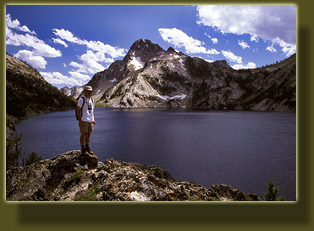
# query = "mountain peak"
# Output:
<box><xmin>167</xmin><ymin>47</ymin><xmax>177</xmax><ymax>53</ymax></box>
<box><xmin>124</xmin><ymin>38</ymin><xmax>165</xmax><ymax>63</ymax></box>
<box><xmin>129</xmin><ymin>38</ymin><xmax>164</xmax><ymax>53</ymax></box>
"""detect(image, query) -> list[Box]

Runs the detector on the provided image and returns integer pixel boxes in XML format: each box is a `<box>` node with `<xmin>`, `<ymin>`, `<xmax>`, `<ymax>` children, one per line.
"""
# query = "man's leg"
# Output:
<box><xmin>85</xmin><ymin>132</ymin><xmax>94</xmax><ymax>154</ymax></box>
<box><xmin>85</xmin><ymin>132</ymin><xmax>90</xmax><ymax>144</ymax></box>
<box><xmin>80</xmin><ymin>133</ymin><xmax>87</xmax><ymax>154</ymax></box>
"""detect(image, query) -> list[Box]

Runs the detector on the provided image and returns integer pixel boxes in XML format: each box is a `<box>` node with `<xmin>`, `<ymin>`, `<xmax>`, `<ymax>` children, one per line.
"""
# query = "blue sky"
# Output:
<box><xmin>6</xmin><ymin>5</ymin><xmax>296</xmax><ymax>88</ymax></box>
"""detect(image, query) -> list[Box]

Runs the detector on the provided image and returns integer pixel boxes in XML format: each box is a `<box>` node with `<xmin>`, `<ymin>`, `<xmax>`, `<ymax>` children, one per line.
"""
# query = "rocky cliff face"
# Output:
<box><xmin>60</xmin><ymin>85</ymin><xmax>84</xmax><ymax>100</ymax></box>
<box><xmin>85</xmin><ymin>39</ymin><xmax>296</xmax><ymax>112</ymax></box>
<box><xmin>6</xmin><ymin>150</ymin><xmax>259</xmax><ymax>201</ymax></box>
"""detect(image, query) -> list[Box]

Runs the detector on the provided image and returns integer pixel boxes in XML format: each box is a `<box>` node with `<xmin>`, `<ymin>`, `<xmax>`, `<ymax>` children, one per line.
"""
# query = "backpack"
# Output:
<box><xmin>75</xmin><ymin>97</ymin><xmax>94</xmax><ymax>120</ymax></box>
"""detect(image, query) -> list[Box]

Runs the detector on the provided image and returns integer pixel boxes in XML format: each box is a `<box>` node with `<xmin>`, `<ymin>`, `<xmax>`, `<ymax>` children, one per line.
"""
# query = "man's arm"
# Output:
<box><xmin>77</xmin><ymin>106</ymin><xmax>83</xmax><ymax>125</ymax></box>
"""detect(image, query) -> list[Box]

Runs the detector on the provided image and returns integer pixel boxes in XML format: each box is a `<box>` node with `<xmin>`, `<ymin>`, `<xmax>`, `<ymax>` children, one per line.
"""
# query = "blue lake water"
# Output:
<box><xmin>15</xmin><ymin>108</ymin><xmax>296</xmax><ymax>200</ymax></box>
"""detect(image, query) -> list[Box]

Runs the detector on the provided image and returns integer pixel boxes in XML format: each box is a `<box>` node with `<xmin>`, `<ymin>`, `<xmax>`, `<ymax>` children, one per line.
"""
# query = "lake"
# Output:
<box><xmin>15</xmin><ymin>108</ymin><xmax>296</xmax><ymax>200</ymax></box>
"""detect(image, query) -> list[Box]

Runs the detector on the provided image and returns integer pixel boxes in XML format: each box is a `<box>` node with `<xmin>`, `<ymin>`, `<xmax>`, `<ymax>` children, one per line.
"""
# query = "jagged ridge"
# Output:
<box><xmin>84</xmin><ymin>39</ymin><xmax>295</xmax><ymax>112</ymax></box>
<box><xmin>6</xmin><ymin>150</ymin><xmax>260</xmax><ymax>201</ymax></box>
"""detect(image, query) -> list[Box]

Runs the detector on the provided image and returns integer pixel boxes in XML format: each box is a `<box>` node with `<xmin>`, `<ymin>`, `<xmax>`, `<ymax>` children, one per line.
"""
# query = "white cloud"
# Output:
<box><xmin>85</xmin><ymin>40</ymin><xmax>127</xmax><ymax>58</ymax></box>
<box><xmin>68</xmin><ymin>71</ymin><xmax>91</xmax><ymax>82</ymax></box>
<box><xmin>211</xmin><ymin>38</ymin><xmax>218</xmax><ymax>44</ymax></box>
<box><xmin>197</xmin><ymin>5</ymin><xmax>296</xmax><ymax>45</ymax></box>
<box><xmin>159</xmin><ymin>28</ymin><xmax>220</xmax><ymax>55</ymax></box>
<box><xmin>221</xmin><ymin>50</ymin><xmax>242</xmax><ymax>63</ymax></box>
<box><xmin>6</xmin><ymin>25</ymin><xmax>61</xmax><ymax>58</ymax></box>
<box><xmin>6</xmin><ymin>14</ymin><xmax>36</xmax><ymax>35</ymax></box>
<box><xmin>53</xmin><ymin>28</ymin><xmax>127</xmax><ymax>74</ymax></box>
<box><xmin>238</xmin><ymin>40</ymin><xmax>250</xmax><ymax>49</ymax></box>
<box><xmin>69</xmin><ymin>50</ymin><xmax>114</xmax><ymax>75</ymax></box>
<box><xmin>14</xmin><ymin>50</ymin><xmax>47</xmax><ymax>69</ymax></box>
<box><xmin>205</xmin><ymin>32</ymin><xmax>218</xmax><ymax>44</ymax></box>
<box><xmin>53</xmin><ymin>38</ymin><xmax>68</xmax><ymax>48</ymax></box>
<box><xmin>63</xmin><ymin>63</ymin><xmax>67</xmax><ymax>67</ymax></box>
<box><xmin>266</xmin><ymin>46</ymin><xmax>277</xmax><ymax>53</ymax></box>
<box><xmin>53</xmin><ymin>28</ymin><xmax>127</xmax><ymax>58</ymax></box>
<box><xmin>271</xmin><ymin>37</ymin><xmax>296</xmax><ymax>57</ymax></box>
<box><xmin>40</xmin><ymin>71</ymin><xmax>90</xmax><ymax>87</ymax></box>
<box><xmin>6</xmin><ymin>15</ymin><xmax>62</xmax><ymax>71</ymax></box>
<box><xmin>250</xmin><ymin>34</ymin><xmax>259</xmax><ymax>42</ymax></box>
<box><xmin>232</xmin><ymin>62</ymin><xmax>256</xmax><ymax>70</ymax></box>
<box><xmin>52</xmin><ymin>28</ymin><xmax>85</xmax><ymax>45</ymax></box>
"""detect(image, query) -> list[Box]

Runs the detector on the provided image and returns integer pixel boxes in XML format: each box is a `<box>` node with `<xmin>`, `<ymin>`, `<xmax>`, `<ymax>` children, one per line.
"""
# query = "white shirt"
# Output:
<box><xmin>78</xmin><ymin>96</ymin><xmax>94</xmax><ymax>122</ymax></box>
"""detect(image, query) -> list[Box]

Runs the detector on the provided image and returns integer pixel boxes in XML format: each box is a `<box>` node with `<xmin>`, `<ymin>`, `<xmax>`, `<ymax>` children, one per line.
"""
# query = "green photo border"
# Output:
<box><xmin>1</xmin><ymin>0</ymin><xmax>313</xmax><ymax>230</ymax></box>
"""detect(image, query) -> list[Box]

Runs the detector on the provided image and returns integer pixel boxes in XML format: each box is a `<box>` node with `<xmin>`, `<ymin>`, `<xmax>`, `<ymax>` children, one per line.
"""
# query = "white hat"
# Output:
<box><xmin>84</xmin><ymin>86</ymin><xmax>93</xmax><ymax>92</ymax></box>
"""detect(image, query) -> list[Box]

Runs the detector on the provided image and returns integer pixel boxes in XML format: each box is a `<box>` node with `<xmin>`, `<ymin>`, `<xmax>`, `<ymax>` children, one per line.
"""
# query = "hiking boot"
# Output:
<box><xmin>81</xmin><ymin>147</ymin><xmax>87</xmax><ymax>155</ymax></box>
<box><xmin>86</xmin><ymin>146</ymin><xmax>94</xmax><ymax>155</ymax></box>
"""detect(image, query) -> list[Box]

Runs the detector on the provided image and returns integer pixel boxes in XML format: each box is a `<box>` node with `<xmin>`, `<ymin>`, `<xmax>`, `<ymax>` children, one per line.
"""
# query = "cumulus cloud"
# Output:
<box><xmin>238</xmin><ymin>40</ymin><xmax>250</xmax><ymax>49</ymax></box>
<box><xmin>52</xmin><ymin>28</ymin><xmax>85</xmax><ymax>45</ymax></box>
<box><xmin>266</xmin><ymin>45</ymin><xmax>277</xmax><ymax>53</ymax></box>
<box><xmin>69</xmin><ymin>50</ymin><xmax>115</xmax><ymax>75</ymax></box>
<box><xmin>53</xmin><ymin>28</ymin><xmax>126</xmax><ymax>76</ymax></box>
<box><xmin>197</xmin><ymin>5</ymin><xmax>296</xmax><ymax>44</ymax></box>
<box><xmin>40</xmin><ymin>71</ymin><xmax>90</xmax><ymax>86</ymax></box>
<box><xmin>6</xmin><ymin>29</ymin><xmax>62</xmax><ymax>58</ymax></box>
<box><xmin>221</xmin><ymin>50</ymin><xmax>242</xmax><ymax>63</ymax></box>
<box><xmin>197</xmin><ymin>5</ymin><xmax>296</xmax><ymax>56</ymax></box>
<box><xmin>232</xmin><ymin>62</ymin><xmax>256</xmax><ymax>70</ymax></box>
<box><xmin>14</xmin><ymin>50</ymin><xmax>47</xmax><ymax>69</ymax></box>
<box><xmin>159</xmin><ymin>28</ymin><xmax>220</xmax><ymax>55</ymax></box>
<box><xmin>52</xmin><ymin>38</ymin><xmax>68</xmax><ymax>48</ymax></box>
<box><xmin>270</xmin><ymin>37</ymin><xmax>296</xmax><ymax>57</ymax></box>
<box><xmin>6</xmin><ymin>15</ymin><xmax>61</xmax><ymax>59</ymax></box>
<box><xmin>6</xmin><ymin>14</ymin><xmax>36</xmax><ymax>35</ymax></box>
<box><xmin>53</xmin><ymin>28</ymin><xmax>127</xmax><ymax>58</ymax></box>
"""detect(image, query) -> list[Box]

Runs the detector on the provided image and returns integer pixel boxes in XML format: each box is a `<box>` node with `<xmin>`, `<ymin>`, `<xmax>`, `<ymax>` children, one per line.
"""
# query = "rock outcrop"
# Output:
<box><xmin>60</xmin><ymin>85</ymin><xmax>84</xmax><ymax>100</ymax></box>
<box><xmin>6</xmin><ymin>150</ymin><xmax>260</xmax><ymax>201</ymax></box>
<box><xmin>85</xmin><ymin>39</ymin><xmax>295</xmax><ymax>112</ymax></box>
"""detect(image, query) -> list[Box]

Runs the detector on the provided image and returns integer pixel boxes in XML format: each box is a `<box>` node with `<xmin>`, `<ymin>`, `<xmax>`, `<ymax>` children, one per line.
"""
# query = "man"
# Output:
<box><xmin>76</xmin><ymin>86</ymin><xmax>96</xmax><ymax>155</ymax></box>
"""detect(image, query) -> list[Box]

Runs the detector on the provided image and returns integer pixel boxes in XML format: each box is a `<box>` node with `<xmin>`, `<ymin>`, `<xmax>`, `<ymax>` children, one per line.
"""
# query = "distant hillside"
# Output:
<box><xmin>85</xmin><ymin>39</ymin><xmax>296</xmax><ymax>112</ymax></box>
<box><xmin>6</xmin><ymin>53</ymin><xmax>76</xmax><ymax>131</ymax></box>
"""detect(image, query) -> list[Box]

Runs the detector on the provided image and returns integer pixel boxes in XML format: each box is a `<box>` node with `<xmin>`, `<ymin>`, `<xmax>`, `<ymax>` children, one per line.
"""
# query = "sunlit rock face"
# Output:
<box><xmin>6</xmin><ymin>150</ymin><xmax>260</xmax><ymax>201</ymax></box>
<box><xmin>85</xmin><ymin>39</ymin><xmax>295</xmax><ymax>111</ymax></box>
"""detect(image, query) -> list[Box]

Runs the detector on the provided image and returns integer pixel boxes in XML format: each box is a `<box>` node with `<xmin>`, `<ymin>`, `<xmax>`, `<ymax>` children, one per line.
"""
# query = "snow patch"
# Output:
<box><xmin>129</xmin><ymin>56</ymin><xmax>145</xmax><ymax>70</ymax></box>
<box><xmin>110</xmin><ymin>78</ymin><xmax>117</xmax><ymax>83</ymax></box>
<box><xmin>96</xmin><ymin>89</ymin><xmax>101</xmax><ymax>94</ymax></box>
<box><xmin>157</xmin><ymin>94</ymin><xmax>187</xmax><ymax>100</ymax></box>
<box><xmin>178</xmin><ymin>58</ymin><xmax>185</xmax><ymax>69</ymax></box>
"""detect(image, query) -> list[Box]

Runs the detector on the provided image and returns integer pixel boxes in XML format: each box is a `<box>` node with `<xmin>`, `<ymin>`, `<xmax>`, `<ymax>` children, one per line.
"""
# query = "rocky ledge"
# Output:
<box><xmin>6</xmin><ymin>151</ymin><xmax>259</xmax><ymax>201</ymax></box>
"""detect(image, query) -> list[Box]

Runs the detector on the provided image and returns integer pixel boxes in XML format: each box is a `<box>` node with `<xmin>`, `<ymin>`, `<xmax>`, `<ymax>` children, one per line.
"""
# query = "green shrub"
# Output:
<box><xmin>25</xmin><ymin>152</ymin><xmax>42</xmax><ymax>166</ymax></box>
<box><xmin>264</xmin><ymin>179</ymin><xmax>285</xmax><ymax>201</ymax></box>
<box><xmin>74</xmin><ymin>185</ymin><xmax>101</xmax><ymax>201</ymax></box>
<box><xmin>153</xmin><ymin>166</ymin><xmax>166</xmax><ymax>179</ymax></box>
<box><xmin>72</xmin><ymin>170</ymin><xmax>83</xmax><ymax>184</ymax></box>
